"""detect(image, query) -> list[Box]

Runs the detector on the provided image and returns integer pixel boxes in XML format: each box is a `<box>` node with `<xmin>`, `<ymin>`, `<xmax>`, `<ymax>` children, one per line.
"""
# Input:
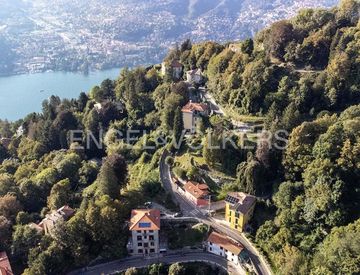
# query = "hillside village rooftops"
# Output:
<box><xmin>129</xmin><ymin>209</ymin><xmax>161</xmax><ymax>231</ymax></box>
<box><xmin>184</xmin><ymin>181</ymin><xmax>209</xmax><ymax>199</ymax></box>
<box><xmin>0</xmin><ymin>251</ymin><xmax>13</xmax><ymax>275</ymax></box>
<box><xmin>225</xmin><ymin>192</ymin><xmax>256</xmax><ymax>214</ymax></box>
<box><xmin>181</xmin><ymin>101</ymin><xmax>209</xmax><ymax>113</ymax></box>
<box><xmin>207</xmin><ymin>231</ymin><xmax>244</xmax><ymax>255</ymax></box>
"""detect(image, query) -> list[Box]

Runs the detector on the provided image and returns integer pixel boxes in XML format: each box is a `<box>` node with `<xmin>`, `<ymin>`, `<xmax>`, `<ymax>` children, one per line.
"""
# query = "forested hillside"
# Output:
<box><xmin>0</xmin><ymin>0</ymin><xmax>359</xmax><ymax>274</ymax></box>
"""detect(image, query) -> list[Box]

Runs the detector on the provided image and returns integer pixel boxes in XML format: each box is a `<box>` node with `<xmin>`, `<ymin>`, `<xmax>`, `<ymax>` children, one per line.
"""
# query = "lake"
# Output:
<box><xmin>0</xmin><ymin>68</ymin><xmax>122</xmax><ymax>121</ymax></box>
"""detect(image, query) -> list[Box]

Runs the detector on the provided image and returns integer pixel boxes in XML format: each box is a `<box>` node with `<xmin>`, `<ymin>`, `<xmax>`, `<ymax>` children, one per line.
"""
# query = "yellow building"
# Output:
<box><xmin>225</xmin><ymin>192</ymin><xmax>256</xmax><ymax>232</ymax></box>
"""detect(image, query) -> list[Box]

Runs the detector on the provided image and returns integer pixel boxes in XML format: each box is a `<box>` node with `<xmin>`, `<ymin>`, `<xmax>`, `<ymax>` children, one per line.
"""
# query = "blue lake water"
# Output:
<box><xmin>0</xmin><ymin>68</ymin><xmax>122</xmax><ymax>121</ymax></box>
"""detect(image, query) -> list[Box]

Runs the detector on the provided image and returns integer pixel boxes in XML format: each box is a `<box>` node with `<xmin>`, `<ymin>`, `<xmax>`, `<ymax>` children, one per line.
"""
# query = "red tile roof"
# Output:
<box><xmin>129</xmin><ymin>209</ymin><xmax>161</xmax><ymax>231</ymax></box>
<box><xmin>181</xmin><ymin>101</ymin><xmax>209</xmax><ymax>113</ymax></box>
<box><xmin>0</xmin><ymin>252</ymin><xmax>13</xmax><ymax>275</ymax></box>
<box><xmin>207</xmin><ymin>231</ymin><xmax>244</xmax><ymax>255</ymax></box>
<box><xmin>184</xmin><ymin>181</ymin><xmax>209</xmax><ymax>199</ymax></box>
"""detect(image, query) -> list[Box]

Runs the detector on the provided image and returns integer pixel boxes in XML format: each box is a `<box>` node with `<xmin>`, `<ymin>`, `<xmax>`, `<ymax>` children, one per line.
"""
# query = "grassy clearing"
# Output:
<box><xmin>166</xmin><ymin>223</ymin><xmax>209</xmax><ymax>249</ymax></box>
<box><xmin>224</xmin><ymin>106</ymin><xmax>265</xmax><ymax>124</ymax></box>
<box><xmin>175</xmin><ymin>151</ymin><xmax>206</xmax><ymax>171</ymax></box>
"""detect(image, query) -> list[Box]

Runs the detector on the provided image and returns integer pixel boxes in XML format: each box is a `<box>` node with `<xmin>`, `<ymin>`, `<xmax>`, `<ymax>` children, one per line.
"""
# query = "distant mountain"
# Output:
<box><xmin>0</xmin><ymin>0</ymin><xmax>339</xmax><ymax>75</ymax></box>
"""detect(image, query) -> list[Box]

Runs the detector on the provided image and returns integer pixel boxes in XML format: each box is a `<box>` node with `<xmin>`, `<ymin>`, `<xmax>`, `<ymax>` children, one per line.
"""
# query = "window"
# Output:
<box><xmin>137</xmin><ymin>236</ymin><xmax>142</xmax><ymax>241</ymax></box>
<box><xmin>144</xmin><ymin>235</ymin><xmax>147</xmax><ymax>239</ymax></box>
<box><xmin>149</xmin><ymin>236</ymin><xmax>154</xmax><ymax>241</ymax></box>
<box><xmin>139</xmin><ymin>222</ymin><xmax>151</xmax><ymax>228</ymax></box>
<box><xmin>137</xmin><ymin>230</ymin><xmax>141</xmax><ymax>234</ymax></box>
<box><xmin>150</xmin><ymin>242</ymin><xmax>154</xmax><ymax>246</ymax></box>
<box><xmin>138</xmin><ymin>242</ymin><xmax>142</xmax><ymax>246</ymax></box>
<box><xmin>150</xmin><ymin>249</ymin><xmax>155</xmax><ymax>253</ymax></box>
<box><xmin>232</xmin><ymin>253</ymin><xmax>234</xmax><ymax>256</ymax></box>
<box><xmin>209</xmin><ymin>247</ymin><xmax>212</xmax><ymax>251</ymax></box>
<box><xmin>144</xmin><ymin>243</ymin><xmax>149</xmax><ymax>248</ymax></box>
<box><xmin>235</xmin><ymin>225</ymin><xmax>238</xmax><ymax>229</ymax></box>
<box><xmin>229</xmin><ymin>217</ymin><xmax>231</xmax><ymax>223</ymax></box>
<box><xmin>220</xmin><ymin>246</ymin><xmax>223</xmax><ymax>250</ymax></box>
<box><xmin>138</xmin><ymin>249</ymin><xmax>143</xmax><ymax>253</ymax></box>
<box><xmin>235</xmin><ymin>212</ymin><xmax>240</xmax><ymax>218</ymax></box>
<box><xmin>149</xmin><ymin>230</ymin><xmax>154</xmax><ymax>233</ymax></box>
<box><xmin>209</xmin><ymin>242</ymin><xmax>212</xmax><ymax>245</ymax></box>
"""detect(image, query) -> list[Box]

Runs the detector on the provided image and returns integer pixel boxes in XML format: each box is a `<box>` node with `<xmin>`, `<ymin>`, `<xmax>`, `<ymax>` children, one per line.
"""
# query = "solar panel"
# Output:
<box><xmin>139</xmin><ymin>222</ymin><xmax>151</xmax><ymax>228</ymax></box>
<box><xmin>225</xmin><ymin>195</ymin><xmax>239</xmax><ymax>205</ymax></box>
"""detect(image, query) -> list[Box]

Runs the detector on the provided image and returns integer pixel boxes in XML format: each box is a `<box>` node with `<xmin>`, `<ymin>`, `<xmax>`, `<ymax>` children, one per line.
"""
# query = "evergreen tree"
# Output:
<box><xmin>173</xmin><ymin>107</ymin><xmax>184</xmax><ymax>145</ymax></box>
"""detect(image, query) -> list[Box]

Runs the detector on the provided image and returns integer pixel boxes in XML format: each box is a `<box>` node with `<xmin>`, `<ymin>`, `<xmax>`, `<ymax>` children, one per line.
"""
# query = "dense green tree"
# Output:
<box><xmin>95</xmin><ymin>154</ymin><xmax>127</xmax><ymax>199</ymax></box>
<box><xmin>47</xmin><ymin>179</ymin><xmax>72</xmax><ymax>210</ymax></box>
<box><xmin>0</xmin><ymin>215</ymin><xmax>11</xmax><ymax>249</ymax></box>
<box><xmin>173</xmin><ymin>107</ymin><xmax>184</xmax><ymax>145</ymax></box>
<box><xmin>236</xmin><ymin>154</ymin><xmax>266</xmax><ymax>196</ymax></box>
<box><xmin>11</xmin><ymin>224</ymin><xmax>42</xmax><ymax>264</ymax></box>
<box><xmin>168</xmin><ymin>263</ymin><xmax>186</xmax><ymax>275</ymax></box>
<box><xmin>312</xmin><ymin>218</ymin><xmax>360</xmax><ymax>274</ymax></box>
<box><xmin>0</xmin><ymin>194</ymin><xmax>22</xmax><ymax>221</ymax></box>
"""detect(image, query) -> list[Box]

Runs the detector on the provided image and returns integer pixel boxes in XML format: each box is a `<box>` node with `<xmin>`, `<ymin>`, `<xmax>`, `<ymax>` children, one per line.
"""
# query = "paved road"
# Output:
<box><xmin>69</xmin><ymin>251</ymin><xmax>236</xmax><ymax>275</ymax></box>
<box><xmin>160</xmin><ymin>150</ymin><xmax>272</xmax><ymax>275</ymax></box>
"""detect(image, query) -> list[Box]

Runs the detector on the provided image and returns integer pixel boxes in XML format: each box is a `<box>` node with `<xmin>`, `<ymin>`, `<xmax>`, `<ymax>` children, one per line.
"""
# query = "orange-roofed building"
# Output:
<box><xmin>181</xmin><ymin>101</ymin><xmax>209</xmax><ymax>133</ymax></box>
<box><xmin>128</xmin><ymin>209</ymin><xmax>161</xmax><ymax>255</ymax></box>
<box><xmin>182</xmin><ymin>181</ymin><xmax>209</xmax><ymax>206</ymax></box>
<box><xmin>206</xmin><ymin>231</ymin><xmax>248</xmax><ymax>265</ymax></box>
<box><xmin>0</xmin><ymin>251</ymin><xmax>13</xmax><ymax>275</ymax></box>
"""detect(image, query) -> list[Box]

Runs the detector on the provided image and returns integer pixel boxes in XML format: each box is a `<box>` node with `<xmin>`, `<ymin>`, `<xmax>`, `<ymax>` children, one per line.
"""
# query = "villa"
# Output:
<box><xmin>225</xmin><ymin>192</ymin><xmax>256</xmax><ymax>232</ymax></box>
<box><xmin>127</xmin><ymin>209</ymin><xmax>161</xmax><ymax>256</ymax></box>
<box><xmin>181</xmin><ymin>101</ymin><xmax>209</xmax><ymax>133</ymax></box>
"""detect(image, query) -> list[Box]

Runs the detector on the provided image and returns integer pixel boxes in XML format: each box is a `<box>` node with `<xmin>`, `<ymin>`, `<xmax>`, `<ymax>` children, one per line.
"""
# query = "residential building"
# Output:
<box><xmin>229</xmin><ymin>43</ymin><xmax>242</xmax><ymax>53</ymax></box>
<box><xmin>186</xmin><ymin>69</ymin><xmax>203</xmax><ymax>84</ymax></box>
<box><xmin>225</xmin><ymin>192</ymin><xmax>256</xmax><ymax>232</ymax></box>
<box><xmin>0</xmin><ymin>251</ymin><xmax>13</xmax><ymax>275</ymax></box>
<box><xmin>181</xmin><ymin>101</ymin><xmax>209</xmax><ymax>133</ymax></box>
<box><xmin>206</xmin><ymin>231</ymin><xmax>247</xmax><ymax>265</ymax></box>
<box><xmin>181</xmin><ymin>181</ymin><xmax>209</xmax><ymax>206</ymax></box>
<box><xmin>94</xmin><ymin>100</ymin><xmax>125</xmax><ymax>114</ymax></box>
<box><xmin>128</xmin><ymin>209</ymin><xmax>161</xmax><ymax>256</ymax></box>
<box><xmin>30</xmin><ymin>205</ymin><xmax>75</xmax><ymax>235</ymax></box>
<box><xmin>161</xmin><ymin>60</ymin><xmax>183</xmax><ymax>79</ymax></box>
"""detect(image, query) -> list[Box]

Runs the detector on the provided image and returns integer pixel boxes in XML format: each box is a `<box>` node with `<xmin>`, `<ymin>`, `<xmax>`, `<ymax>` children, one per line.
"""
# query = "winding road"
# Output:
<box><xmin>69</xmin><ymin>251</ymin><xmax>235</xmax><ymax>275</ymax></box>
<box><xmin>160</xmin><ymin>150</ymin><xmax>272</xmax><ymax>275</ymax></box>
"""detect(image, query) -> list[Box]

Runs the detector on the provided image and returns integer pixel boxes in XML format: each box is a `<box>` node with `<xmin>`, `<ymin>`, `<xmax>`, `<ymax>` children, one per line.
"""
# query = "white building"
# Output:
<box><xmin>186</xmin><ymin>69</ymin><xmax>203</xmax><ymax>84</ymax></box>
<box><xmin>206</xmin><ymin>231</ymin><xmax>245</xmax><ymax>265</ymax></box>
<box><xmin>181</xmin><ymin>101</ymin><xmax>209</xmax><ymax>133</ymax></box>
<box><xmin>128</xmin><ymin>209</ymin><xmax>161</xmax><ymax>256</ymax></box>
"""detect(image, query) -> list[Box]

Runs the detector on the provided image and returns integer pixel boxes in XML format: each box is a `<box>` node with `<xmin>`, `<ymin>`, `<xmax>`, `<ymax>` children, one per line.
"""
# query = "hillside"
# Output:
<box><xmin>0</xmin><ymin>1</ymin><xmax>359</xmax><ymax>274</ymax></box>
